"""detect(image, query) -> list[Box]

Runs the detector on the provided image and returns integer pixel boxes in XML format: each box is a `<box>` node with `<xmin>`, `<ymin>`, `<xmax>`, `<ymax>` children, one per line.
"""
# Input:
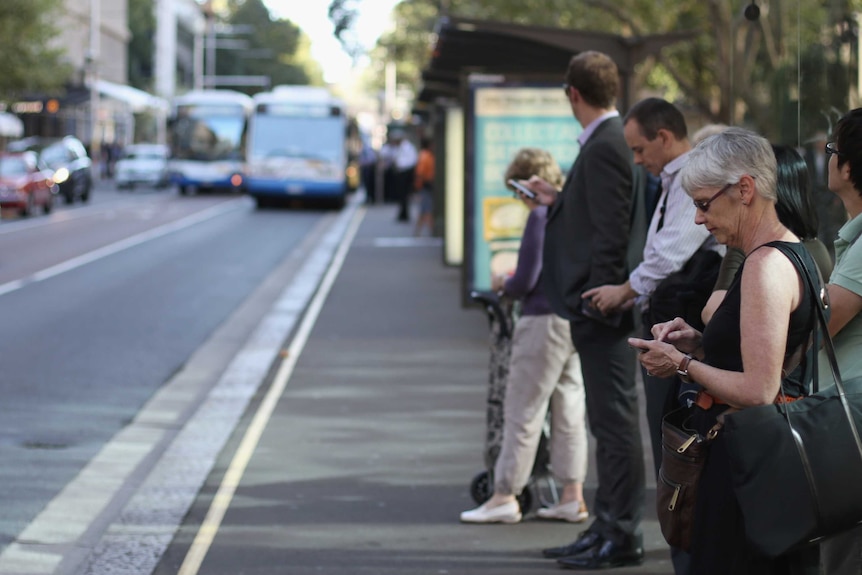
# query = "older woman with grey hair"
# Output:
<box><xmin>629</xmin><ymin>128</ymin><xmax>820</xmax><ymax>574</ymax></box>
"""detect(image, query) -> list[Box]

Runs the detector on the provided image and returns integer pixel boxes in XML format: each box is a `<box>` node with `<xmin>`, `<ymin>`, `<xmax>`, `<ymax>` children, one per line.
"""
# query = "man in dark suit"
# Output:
<box><xmin>521</xmin><ymin>51</ymin><xmax>645</xmax><ymax>570</ymax></box>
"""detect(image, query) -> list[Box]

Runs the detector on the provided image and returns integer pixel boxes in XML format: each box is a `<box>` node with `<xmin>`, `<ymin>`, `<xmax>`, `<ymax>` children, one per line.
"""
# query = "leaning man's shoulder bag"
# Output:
<box><xmin>722</xmin><ymin>246</ymin><xmax>862</xmax><ymax>557</ymax></box>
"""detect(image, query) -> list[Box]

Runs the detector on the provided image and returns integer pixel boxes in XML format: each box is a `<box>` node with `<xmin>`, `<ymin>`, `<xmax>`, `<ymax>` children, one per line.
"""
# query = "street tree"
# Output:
<box><xmin>217</xmin><ymin>0</ymin><xmax>323</xmax><ymax>93</ymax></box>
<box><xmin>0</xmin><ymin>0</ymin><xmax>69</xmax><ymax>102</ymax></box>
<box><xmin>345</xmin><ymin>0</ymin><xmax>861</xmax><ymax>141</ymax></box>
<box><xmin>128</xmin><ymin>0</ymin><xmax>155</xmax><ymax>92</ymax></box>
<box><xmin>328</xmin><ymin>0</ymin><xmax>363</xmax><ymax>61</ymax></box>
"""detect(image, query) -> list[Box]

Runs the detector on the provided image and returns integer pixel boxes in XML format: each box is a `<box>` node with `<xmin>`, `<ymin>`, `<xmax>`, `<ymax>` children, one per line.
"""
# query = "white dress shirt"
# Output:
<box><xmin>629</xmin><ymin>151</ymin><xmax>725</xmax><ymax>311</ymax></box>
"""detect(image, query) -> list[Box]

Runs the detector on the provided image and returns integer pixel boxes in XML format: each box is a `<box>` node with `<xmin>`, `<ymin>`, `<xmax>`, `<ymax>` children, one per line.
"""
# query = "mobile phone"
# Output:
<box><xmin>507</xmin><ymin>179</ymin><xmax>537</xmax><ymax>200</ymax></box>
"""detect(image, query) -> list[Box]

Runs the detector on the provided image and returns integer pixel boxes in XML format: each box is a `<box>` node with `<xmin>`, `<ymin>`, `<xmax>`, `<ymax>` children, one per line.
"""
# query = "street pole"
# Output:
<box><xmin>205</xmin><ymin>2</ymin><xmax>216</xmax><ymax>88</ymax></box>
<box><xmin>89</xmin><ymin>0</ymin><xmax>101</xmax><ymax>177</ymax></box>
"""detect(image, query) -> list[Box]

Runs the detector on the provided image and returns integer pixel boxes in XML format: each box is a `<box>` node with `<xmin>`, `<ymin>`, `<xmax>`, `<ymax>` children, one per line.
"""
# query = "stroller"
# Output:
<box><xmin>469</xmin><ymin>290</ymin><xmax>560</xmax><ymax>514</ymax></box>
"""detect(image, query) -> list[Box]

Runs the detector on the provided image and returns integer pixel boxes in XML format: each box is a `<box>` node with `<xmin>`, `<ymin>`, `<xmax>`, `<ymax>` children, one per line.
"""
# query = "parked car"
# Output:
<box><xmin>8</xmin><ymin>136</ymin><xmax>93</xmax><ymax>204</ymax></box>
<box><xmin>115</xmin><ymin>143</ymin><xmax>169</xmax><ymax>189</ymax></box>
<box><xmin>0</xmin><ymin>151</ymin><xmax>56</xmax><ymax>216</ymax></box>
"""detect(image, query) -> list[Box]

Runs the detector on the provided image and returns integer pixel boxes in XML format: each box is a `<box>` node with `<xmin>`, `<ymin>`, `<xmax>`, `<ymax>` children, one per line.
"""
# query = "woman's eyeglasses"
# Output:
<box><xmin>693</xmin><ymin>182</ymin><xmax>735</xmax><ymax>213</ymax></box>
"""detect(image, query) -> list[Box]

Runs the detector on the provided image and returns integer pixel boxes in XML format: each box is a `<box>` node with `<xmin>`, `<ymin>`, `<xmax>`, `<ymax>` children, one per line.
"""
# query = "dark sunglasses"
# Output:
<box><xmin>693</xmin><ymin>181</ymin><xmax>736</xmax><ymax>213</ymax></box>
<box><xmin>825</xmin><ymin>142</ymin><xmax>844</xmax><ymax>157</ymax></box>
<box><xmin>562</xmin><ymin>83</ymin><xmax>570</xmax><ymax>97</ymax></box>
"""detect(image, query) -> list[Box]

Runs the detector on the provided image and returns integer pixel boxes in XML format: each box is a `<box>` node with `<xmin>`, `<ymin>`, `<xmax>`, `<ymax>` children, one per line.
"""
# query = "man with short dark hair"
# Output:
<box><xmin>819</xmin><ymin>107</ymin><xmax>862</xmax><ymax>575</ymax></box>
<box><xmin>584</xmin><ymin>97</ymin><xmax>722</xmax><ymax>575</ymax></box>
<box><xmin>524</xmin><ymin>51</ymin><xmax>645</xmax><ymax>570</ymax></box>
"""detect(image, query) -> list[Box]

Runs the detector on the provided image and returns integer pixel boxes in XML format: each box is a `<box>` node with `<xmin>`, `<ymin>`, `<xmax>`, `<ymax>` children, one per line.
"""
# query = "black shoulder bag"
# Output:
<box><xmin>722</xmin><ymin>244</ymin><xmax>862</xmax><ymax>557</ymax></box>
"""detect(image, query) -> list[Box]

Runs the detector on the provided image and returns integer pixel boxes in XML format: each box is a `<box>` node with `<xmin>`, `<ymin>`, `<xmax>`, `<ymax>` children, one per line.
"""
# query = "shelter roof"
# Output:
<box><xmin>418</xmin><ymin>16</ymin><xmax>696</xmax><ymax>106</ymax></box>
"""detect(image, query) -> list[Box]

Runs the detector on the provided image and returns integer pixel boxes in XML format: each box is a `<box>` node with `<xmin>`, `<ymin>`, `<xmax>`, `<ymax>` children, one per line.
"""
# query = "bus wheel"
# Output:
<box><xmin>254</xmin><ymin>197</ymin><xmax>270</xmax><ymax>209</ymax></box>
<box><xmin>179</xmin><ymin>185</ymin><xmax>188</xmax><ymax>196</ymax></box>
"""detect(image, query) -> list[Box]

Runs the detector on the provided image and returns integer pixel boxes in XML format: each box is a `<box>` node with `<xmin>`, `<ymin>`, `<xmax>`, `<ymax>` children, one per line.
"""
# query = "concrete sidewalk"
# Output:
<box><xmin>154</xmin><ymin>202</ymin><xmax>674</xmax><ymax>575</ymax></box>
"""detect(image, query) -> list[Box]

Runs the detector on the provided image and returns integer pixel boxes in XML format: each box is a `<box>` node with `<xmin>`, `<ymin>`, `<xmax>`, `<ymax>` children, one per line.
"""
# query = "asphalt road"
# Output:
<box><xmin>0</xmin><ymin>181</ymin><xmax>330</xmax><ymax>552</ymax></box>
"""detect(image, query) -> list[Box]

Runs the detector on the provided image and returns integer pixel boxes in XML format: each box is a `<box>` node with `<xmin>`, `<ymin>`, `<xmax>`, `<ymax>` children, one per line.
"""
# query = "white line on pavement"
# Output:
<box><xmin>0</xmin><ymin>195</ymin><xmax>365</xmax><ymax>575</ymax></box>
<box><xmin>176</xmin><ymin>206</ymin><xmax>366</xmax><ymax>575</ymax></box>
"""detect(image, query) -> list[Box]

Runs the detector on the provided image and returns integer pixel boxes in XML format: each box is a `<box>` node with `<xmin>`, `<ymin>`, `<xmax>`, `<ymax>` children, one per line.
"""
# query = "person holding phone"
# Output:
<box><xmin>460</xmin><ymin>148</ymin><xmax>589</xmax><ymax>526</ymax></box>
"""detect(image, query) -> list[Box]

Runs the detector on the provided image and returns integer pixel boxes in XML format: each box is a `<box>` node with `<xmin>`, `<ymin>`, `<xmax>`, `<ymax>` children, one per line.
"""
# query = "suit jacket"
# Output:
<box><xmin>543</xmin><ymin>116</ymin><xmax>635</xmax><ymax>327</ymax></box>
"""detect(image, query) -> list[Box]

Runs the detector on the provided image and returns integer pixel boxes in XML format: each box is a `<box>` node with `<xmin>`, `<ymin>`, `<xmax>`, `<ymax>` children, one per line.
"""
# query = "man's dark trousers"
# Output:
<box><xmin>570</xmin><ymin>318</ymin><xmax>645</xmax><ymax>542</ymax></box>
<box><xmin>395</xmin><ymin>168</ymin><xmax>413</xmax><ymax>221</ymax></box>
<box><xmin>640</xmin><ymin>320</ymin><xmax>691</xmax><ymax>575</ymax></box>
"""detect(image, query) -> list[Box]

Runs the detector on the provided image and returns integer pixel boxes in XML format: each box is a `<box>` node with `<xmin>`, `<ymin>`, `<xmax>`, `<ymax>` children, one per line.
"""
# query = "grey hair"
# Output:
<box><xmin>680</xmin><ymin>127</ymin><xmax>777</xmax><ymax>203</ymax></box>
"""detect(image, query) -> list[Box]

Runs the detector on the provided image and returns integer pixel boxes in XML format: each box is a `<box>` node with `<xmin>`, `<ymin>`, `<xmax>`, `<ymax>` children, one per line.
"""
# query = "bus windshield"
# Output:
<box><xmin>249</xmin><ymin>115</ymin><xmax>343</xmax><ymax>163</ymax></box>
<box><xmin>171</xmin><ymin>106</ymin><xmax>246</xmax><ymax>161</ymax></box>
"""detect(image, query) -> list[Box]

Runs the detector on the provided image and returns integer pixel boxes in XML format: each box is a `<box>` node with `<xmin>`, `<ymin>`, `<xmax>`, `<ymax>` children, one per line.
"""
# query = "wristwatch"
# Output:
<box><xmin>677</xmin><ymin>354</ymin><xmax>695</xmax><ymax>383</ymax></box>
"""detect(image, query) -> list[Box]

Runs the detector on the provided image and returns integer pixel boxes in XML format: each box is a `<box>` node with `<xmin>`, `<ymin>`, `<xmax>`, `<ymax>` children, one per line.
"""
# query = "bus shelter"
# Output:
<box><xmin>415</xmin><ymin>16</ymin><xmax>694</xmax><ymax>304</ymax></box>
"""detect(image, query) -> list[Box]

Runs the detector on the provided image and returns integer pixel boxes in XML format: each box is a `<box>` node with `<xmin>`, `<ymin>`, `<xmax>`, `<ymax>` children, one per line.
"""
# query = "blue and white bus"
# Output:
<box><xmin>245</xmin><ymin>86</ymin><xmax>353</xmax><ymax>208</ymax></box>
<box><xmin>167</xmin><ymin>89</ymin><xmax>253</xmax><ymax>195</ymax></box>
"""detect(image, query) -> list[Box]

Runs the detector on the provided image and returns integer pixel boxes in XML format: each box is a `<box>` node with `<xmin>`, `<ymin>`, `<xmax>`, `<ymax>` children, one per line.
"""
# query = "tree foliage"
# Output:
<box><xmin>328</xmin><ymin>0</ymin><xmax>363</xmax><ymax>60</ymax></box>
<box><xmin>0</xmin><ymin>0</ymin><xmax>70</xmax><ymax>101</ymax></box>
<box><xmin>346</xmin><ymin>0</ymin><xmax>862</xmax><ymax>141</ymax></box>
<box><xmin>216</xmin><ymin>0</ymin><xmax>323</xmax><ymax>93</ymax></box>
<box><xmin>127</xmin><ymin>0</ymin><xmax>155</xmax><ymax>91</ymax></box>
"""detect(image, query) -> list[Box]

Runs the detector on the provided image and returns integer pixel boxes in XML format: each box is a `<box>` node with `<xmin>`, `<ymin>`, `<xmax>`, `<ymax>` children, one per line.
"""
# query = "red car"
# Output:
<box><xmin>0</xmin><ymin>151</ymin><xmax>56</xmax><ymax>216</ymax></box>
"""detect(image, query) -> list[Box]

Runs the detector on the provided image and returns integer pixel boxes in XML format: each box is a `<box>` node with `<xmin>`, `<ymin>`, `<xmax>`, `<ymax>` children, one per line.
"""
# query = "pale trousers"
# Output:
<box><xmin>493</xmin><ymin>313</ymin><xmax>588</xmax><ymax>496</ymax></box>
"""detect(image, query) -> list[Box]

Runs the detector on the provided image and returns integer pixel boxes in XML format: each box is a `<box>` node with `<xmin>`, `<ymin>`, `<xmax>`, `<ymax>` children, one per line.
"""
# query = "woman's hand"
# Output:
<box><xmin>491</xmin><ymin>273</ymin><xmax>507</xmax><ymax>293</ymax></box>
<box><xmin>650</xmin><ymin>317</ymin><xmax>702</xmax><ymax>354</ymax></box>
<box><xmin>628</xmin><ymin>337</ymin><xmax>685</xmax><ymax>378</ymax></box>
<box><xmin>524</xmin><ymin>176</ymin><xmax>560</xmax><ymax>207</ymax></box>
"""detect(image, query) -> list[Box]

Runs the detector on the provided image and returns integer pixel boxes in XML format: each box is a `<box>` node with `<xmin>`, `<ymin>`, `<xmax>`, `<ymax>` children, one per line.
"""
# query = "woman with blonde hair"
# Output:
<box><xmin>460</xmin><ymin>148</ymin><xmax>589</xmax><ymax>525</ymax></box>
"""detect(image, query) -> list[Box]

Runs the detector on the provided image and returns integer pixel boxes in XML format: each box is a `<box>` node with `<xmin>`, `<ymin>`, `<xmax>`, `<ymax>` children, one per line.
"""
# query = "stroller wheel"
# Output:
<box><xmin>516</xmin><ymin>488</ymin><xmax>534</xmax><ymax>514</ymax></box>
<box><xmin>469</xmin><ymin>471</ymin><xmax>492</xmax><ymax>504</ymax></box>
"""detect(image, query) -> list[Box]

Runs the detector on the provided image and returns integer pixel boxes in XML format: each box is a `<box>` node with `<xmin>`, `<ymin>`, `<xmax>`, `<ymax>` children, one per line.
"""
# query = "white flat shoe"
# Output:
<box><xmin>535</xmin><ymin>500</ymin><xmax>589</xmax><ymax>523</ymax></box>
<box><xmin>459</xmin><ymin>500</ymin><xmax>522</xmax><ymax>524</ymax></box>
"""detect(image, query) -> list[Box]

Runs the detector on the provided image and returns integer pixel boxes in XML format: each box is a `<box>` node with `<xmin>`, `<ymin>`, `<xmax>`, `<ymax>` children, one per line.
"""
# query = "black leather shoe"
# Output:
<box><xmin>556</xmin><ymin>537</ymin><xmax>644</xmax><ymax>570</ymax></box>
<box><xmin>542</xmin><ymin>531</ymin><xmax>602</xmax><ymax>559</ymax></box>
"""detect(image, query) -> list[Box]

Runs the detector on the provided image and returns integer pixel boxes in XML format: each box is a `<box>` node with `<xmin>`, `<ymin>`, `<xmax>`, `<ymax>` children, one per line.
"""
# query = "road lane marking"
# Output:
<box><xmin>176</xmin><ymin>206</ymin><xmax>366</xmax><ymax>575</ymax></box>
<box><xmin>0</xmin><ymin>196</ymin><xmax>365</xmax><ymax>575</ymax></box>
<box><xmin>0</xmin><ymin>198</ymin><xmax>249</xmax><ymax>297</ymax></box>
<box><xmin>0</xmin><ymin>194</ymin><xmax>175</xmax><ymax>235</ymax></box>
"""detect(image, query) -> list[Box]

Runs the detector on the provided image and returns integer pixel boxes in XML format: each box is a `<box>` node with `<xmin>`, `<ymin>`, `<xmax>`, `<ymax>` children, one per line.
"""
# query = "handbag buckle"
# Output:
<box><xmin>677</xmin><ymin>434</ymin><xmax>698</xmax><ymax>453</ymax></box>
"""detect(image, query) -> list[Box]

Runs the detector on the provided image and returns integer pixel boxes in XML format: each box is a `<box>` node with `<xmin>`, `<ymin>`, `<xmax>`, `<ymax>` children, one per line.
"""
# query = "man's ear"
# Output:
<box><xmin>841</xmin><ymin>160</ymin><xmax>853</xmax><ymax>185</ymax></box>
<box><xmin>655</xmin><ymin>128</ymin><xmax>672</xmax><ymax>148</ymax></box>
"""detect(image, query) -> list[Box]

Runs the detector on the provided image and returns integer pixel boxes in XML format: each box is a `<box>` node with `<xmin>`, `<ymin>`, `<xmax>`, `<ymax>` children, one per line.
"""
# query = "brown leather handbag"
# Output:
<box><xmin>656</xmin><ymin>407</ymin><xmax>721</xmax><ymax>551</ymax></box>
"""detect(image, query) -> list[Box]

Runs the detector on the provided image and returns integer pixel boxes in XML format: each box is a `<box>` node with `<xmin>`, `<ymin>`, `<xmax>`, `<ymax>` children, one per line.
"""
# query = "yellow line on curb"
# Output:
<box><xmin>177</xmin><ymin>206</ymin><xmax>367</xmax><ymax>575</ymax></box>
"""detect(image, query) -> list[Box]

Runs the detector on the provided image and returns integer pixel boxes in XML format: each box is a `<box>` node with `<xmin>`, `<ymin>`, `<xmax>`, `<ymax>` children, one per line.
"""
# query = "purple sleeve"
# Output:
<box><xmin>504</xmin><ymin>207</ymin><xmax>546</xmax><ymax>298</ymax></box>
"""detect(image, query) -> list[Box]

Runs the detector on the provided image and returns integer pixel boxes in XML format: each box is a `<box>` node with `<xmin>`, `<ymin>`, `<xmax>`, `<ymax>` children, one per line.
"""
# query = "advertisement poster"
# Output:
<box><xmin>469</xmin><ymin>84</ymin><xmax>581</xmax><ymax>292</ymax></box>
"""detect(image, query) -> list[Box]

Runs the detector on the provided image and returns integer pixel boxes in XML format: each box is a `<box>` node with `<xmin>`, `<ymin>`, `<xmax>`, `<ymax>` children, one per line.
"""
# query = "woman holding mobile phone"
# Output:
<box><xmin>460</xmin><ymin>148</ymin><xmax>589</xmax><ymax>525</ymax></box>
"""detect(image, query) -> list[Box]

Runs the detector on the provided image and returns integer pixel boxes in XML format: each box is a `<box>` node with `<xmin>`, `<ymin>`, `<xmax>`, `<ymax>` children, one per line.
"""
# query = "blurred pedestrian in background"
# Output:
<box><xmin>413</xmin><ymin>136</ymin><xmax>435</xmax><ymax>236</ymax></box>
<box><xmin>460</xmin><ymin>147</ymin><xmax>589</xmax><ymax>526</ymax></box>
<box><xmin>387</xmin><ymin>129</ymin><xmax>417</xmax><ymax>222</ymax></box>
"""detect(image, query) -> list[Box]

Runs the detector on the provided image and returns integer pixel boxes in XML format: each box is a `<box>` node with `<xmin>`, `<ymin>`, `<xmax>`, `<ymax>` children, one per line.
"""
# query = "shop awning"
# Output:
<box><xmin>93</xmin><ymin>80</ymin><xmax>168</xmax><ymax>113</ymax></box>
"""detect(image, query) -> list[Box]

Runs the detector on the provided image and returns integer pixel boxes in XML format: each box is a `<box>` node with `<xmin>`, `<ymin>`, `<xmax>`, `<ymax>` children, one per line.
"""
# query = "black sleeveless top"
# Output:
<box><xmin>701</xmin><ymin>241</ymin><xmax>818</xmax><ymax>400</ymax></box>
